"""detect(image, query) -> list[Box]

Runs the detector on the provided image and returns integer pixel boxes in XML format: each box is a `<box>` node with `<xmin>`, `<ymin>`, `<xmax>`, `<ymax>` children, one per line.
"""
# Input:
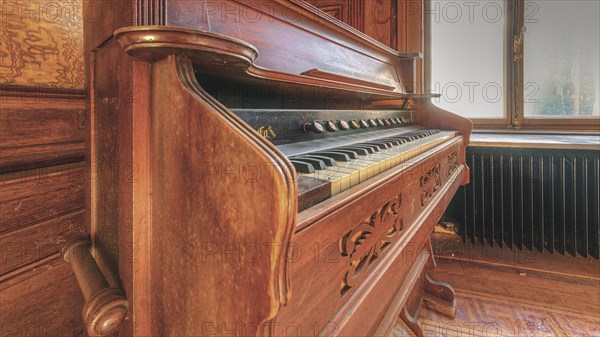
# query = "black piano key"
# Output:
<box><xmin>351</xmin><ymin>145</ymin><xmax>377</xmax><ymax>154</ymax></box>
<box><xmin>377</xmin><ymin>138</ymin><xmax>404</xmax><ymax>146</ymax></box>
<box><xmin>290</xmin><ymin>160</ymin><xmax>315</xmax><ymax>173</ymax></box>
<box><xmin>335</xmin><ymin>146</ymin><xmax>369</xmax><ymax>156</ymax></box>
<box><xmin>386</xmin><ymin>137</ymin><xmax>409</xmax><ymax>144</ymax></box>
<box><xmin>313</xmin><ymin>151</ymin><xmax>351</xmax><ymax>162</ymax></box>
<box><xmin>329</xmin><ymin>149</ymin><xmax>359</xmax><ymax>159</ymax></box>
<box><xmin>292</xmin><ymin>156</ymin><xmax>326</xmax><ymax>170</ymax></box>
<box><xmin>351</xmin><ymin>144</ymin><xmax>379</xmax><ymax>153</ymax></box>
<box><xmin>300</xmin><ymin>155</ymin><xmax>337</xmax><ymax>167</ymax></box>
<box><xmin>361</xmin><ymin>142</ymin><xmax>391</xmax><ymax>149</ymax></box>
<box><xmin>398</xmin><ymin>135</ymin><xmax>417</xmax><ymax>142</ymax></box>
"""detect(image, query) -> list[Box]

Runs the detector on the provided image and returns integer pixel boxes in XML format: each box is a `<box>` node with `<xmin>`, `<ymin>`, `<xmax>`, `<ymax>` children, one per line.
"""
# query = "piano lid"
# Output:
<box><xmin>125</xmin><ymin>0</ymin><xmax>427</xmax><ymax>98</ymax></box>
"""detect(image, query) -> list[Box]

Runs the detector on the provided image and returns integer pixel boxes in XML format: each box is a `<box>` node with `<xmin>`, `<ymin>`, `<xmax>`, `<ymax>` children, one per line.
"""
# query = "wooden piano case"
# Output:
<box><xmin>76</xmin><ymin>1</ymin><xmax>472</xmax><ymax>336</ymax></box>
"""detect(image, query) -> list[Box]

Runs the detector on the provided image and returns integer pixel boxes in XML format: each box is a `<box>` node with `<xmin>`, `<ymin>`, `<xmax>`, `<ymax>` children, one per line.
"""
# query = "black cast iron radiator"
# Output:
<box><xmin>445</xmin><ymin>146</ymin><xmax>599</xmax><ymax>259</ymax></box>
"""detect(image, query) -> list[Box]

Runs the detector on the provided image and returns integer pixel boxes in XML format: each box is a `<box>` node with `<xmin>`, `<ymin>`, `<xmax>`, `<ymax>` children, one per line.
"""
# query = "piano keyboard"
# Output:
<box><xmin>282</xmin><ymin>128</ymin><xmax>455</xmax><ymax>196</ymax></box>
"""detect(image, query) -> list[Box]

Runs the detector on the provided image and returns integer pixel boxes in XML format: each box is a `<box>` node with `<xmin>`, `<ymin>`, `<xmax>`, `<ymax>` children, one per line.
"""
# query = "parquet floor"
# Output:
<box><xmin>393</xmin><ymin>237</ymin><xmax>600</xmax><ymax>337</ymax></box>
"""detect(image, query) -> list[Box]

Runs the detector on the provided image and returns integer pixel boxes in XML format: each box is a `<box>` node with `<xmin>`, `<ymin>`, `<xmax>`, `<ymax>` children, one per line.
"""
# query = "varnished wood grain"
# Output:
<box><xmin>0</xmin><ymin>256</ymin><xmax>85</xmax><ymax>337</ymax></box>
<box><xmin>113</xmin><ymin>25</ymin><xmax>424</xmax><ymax>100</ymax></box>
<box><xmin>0</xmin><ymin>98</ymin><xmax>85</xmax><ymax>148</ymax></box>
<box><xmin>0</xmin><ymin>163</ymin><xmax>85</xmax><ymax>234</ymax></box>
<box><xmin>0</xmin><ymin>210</ymin><xmax>85</xmax><ymax>275</ymax></box>
<box><xmin>89</xmin><ymin>37</ymin><xmax>297</xmax><ymax>334</ymax></box>
<box><xmin>0</xmin><ymin>0</ymin><xmax>84</xmax><ymax>90</ymax></box>
<box><xmin>304</xmin><ymin>0</ymin><xmax>364</xmax><ymax>31</ymax></box>
<box><xmin>306</xmin><ymin>0</ymin><xmax>398</xmax><ymax>49</ymax></box>
<box><xmin>364</xmin><ymin>0</ymin><xmax>397</xmax><ymax>49</ymax></box>
<box><xmin>1</xmin><ymin>0</ymin><xmax>88</xmax><ymax>335</ymax></box>
<box><xmin>0</xmin><ymin>97</ymin><xmax>85</xmax><ymax>173</ymax></box>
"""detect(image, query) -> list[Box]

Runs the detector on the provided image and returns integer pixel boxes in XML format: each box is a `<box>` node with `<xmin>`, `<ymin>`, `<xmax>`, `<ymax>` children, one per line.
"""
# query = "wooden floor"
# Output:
<box><xmin>393</xmin><ymin>234</ymin><xmax>600</xmax><ymax>337</ymax></box>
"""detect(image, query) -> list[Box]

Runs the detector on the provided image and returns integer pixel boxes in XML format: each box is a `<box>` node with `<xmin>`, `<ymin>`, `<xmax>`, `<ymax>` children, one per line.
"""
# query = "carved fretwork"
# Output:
<box><xmin>339</xmin><ymin>195</ymin><xmax>403</xmax><ymax>296</ymax></box>
<box><xmin>445</xmin><ymin>150</ymin><xmax>460</xmax><ymax>178</ymax></box>
<box><xmin>420</xmin><ymin>164</ymin><xmax>441</xmax><ymax>207</ymax></box>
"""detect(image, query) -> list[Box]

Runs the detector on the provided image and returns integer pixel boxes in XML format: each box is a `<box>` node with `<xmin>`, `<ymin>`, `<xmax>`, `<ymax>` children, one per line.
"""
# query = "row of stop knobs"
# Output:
<box><xmin>304</xmin><ymin>117</ymin><xmax>406</xmax><ymax>134</ymax></box>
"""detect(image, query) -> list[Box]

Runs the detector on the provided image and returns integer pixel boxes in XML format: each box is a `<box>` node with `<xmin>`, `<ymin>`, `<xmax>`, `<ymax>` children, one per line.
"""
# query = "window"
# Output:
<box><xmin>431</xmin><ymin>0</ymin><xmax>505</xmax><ymax>120</ymax></box>
<box><xmin>429</xmin><ymin>0</ymin><xmax>600</xmax><ymax>129</ymax></box>
<box><xmin>523</xmin><ymin>0</ymin><xmax>600</xmax><ymax>118</ymax></box>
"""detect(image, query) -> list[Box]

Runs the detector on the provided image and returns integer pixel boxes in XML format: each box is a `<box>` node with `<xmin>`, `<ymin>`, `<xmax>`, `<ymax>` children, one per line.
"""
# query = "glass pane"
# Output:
<box><xmin>524</xmin><ymin>0</ymin><xmax>600</xmax><ymax>117</ymax></box>
<box><xmin>431</xmin><ymin>0</ymin><xmax>505</xmax><ymax>119</ymax></box>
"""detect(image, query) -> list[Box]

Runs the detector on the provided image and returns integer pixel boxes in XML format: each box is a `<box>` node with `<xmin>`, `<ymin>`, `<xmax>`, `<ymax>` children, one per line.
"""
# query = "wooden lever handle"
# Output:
<box><xmin>62</xmin><ymin>239</ymin><xmax>129</xmax><ymax>337</ymax></box>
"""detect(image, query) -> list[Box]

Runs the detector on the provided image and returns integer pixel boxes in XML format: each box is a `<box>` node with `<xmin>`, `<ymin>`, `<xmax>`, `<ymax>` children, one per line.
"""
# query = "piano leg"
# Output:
<box><xmin>423</xmin><ymin>239</ymin><xmax>457</xmax><ymax>318</ymax></box>
<box><xmin>400</xmin><ymin>239</ymin><xmax>456</xmax><ymax>337</ymax></box>
<box><xmin>423</xmin><ymin>274</ymin><xmax>457</xmax><ymax>318</ymax></box>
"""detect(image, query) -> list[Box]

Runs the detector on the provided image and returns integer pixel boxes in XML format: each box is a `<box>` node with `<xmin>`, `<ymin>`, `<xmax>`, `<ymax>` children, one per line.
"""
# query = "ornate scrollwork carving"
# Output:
<box><xmin>420</xmin><ymin>164</ymin><xmax>441</xmax><ymax>207</ymax></box>
<box><xmin>339</xmin><ymin>195</ymin><xmax>403</xmax><ymax>296</ymax></box>
<box><xmin>446</xmin><ymin>150</ymin><xmax>459</xmax><ymax>176</ymax></box>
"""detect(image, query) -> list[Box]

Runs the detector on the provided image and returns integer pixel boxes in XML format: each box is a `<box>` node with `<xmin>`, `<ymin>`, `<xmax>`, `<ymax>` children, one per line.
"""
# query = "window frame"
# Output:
<box><xmin>426</xmin><ymin>0</ymin><xmax>600</xmax><ymax>131</ymax></box>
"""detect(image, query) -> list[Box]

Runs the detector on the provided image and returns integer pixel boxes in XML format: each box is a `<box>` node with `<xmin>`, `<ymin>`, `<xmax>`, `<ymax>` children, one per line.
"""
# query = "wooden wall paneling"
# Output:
<box><xmin>0</xmin><ymin>163</ymin><xmax>85</xmax><ymax>234</ymax></box>
<box><xmin>0</xmin><ymin>0</ymin><xmax>88</xmax><ymax>334</ymax></box>
<box><xmin>0</xmin><ymin>97</ymin><xmax>85</xmax><ymax>173</ymax></box>
<box><xmin>0</xmin><ymin>210</ymin><xmax>85</xmax><ymax>275</ymax></box>
<box><xmin>0</xmin><ymin>256</ymin><xmax>85</xmax><ymax>337</ymax></box>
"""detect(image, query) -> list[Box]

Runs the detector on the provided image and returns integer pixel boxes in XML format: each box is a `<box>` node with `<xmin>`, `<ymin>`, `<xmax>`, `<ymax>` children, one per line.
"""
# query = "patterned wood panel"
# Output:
<box><xmin>0</xmin><ymin>0</ymin><xmax>84</xmax><ymax>91</ymax></box>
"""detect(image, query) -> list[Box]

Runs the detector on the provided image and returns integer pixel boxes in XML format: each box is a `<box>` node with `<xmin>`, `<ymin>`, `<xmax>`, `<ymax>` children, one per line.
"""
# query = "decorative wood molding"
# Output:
<box><xmin>339</xmin><ymin>194</ymin><xmax>403</xmax><ymax>296</ymax></box>
<box><xmin>137</xmin><ymin>0</ymin><xmax>167</xmax><ymax>25</ymax></box>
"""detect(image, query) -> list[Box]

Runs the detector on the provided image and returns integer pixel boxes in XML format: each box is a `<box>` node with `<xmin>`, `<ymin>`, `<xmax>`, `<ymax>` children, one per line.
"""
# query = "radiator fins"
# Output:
<box><xmin>446</xmin><ymin>147</ymin><xmax>600</xmax><ymax>259</ymax></box>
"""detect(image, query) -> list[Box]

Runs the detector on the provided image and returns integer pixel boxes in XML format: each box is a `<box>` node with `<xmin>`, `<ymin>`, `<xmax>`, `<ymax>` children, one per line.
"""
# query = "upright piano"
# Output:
<box><xmin>70</xmin><ymin>1</ymin><xmax>472</xmax><ymax>336</ymax></box>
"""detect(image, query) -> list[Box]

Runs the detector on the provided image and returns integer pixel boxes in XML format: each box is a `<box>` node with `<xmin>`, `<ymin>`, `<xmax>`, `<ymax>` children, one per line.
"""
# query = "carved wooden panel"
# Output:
<box><xmin>339</xmin><ymin>194</ymin><xmax>403</xmax><ymax>296</ymax></box>
<box><xmin>0</xmin><ymin>0</ymin><xmax>84</xmax><ymax>91</ymax></box>
<box><xmin>420</xmin><ymin>164</ymin><xmax>441</xmax><ymax>207</ymax></box>
<box><xmin>304</xmin><ymin>0</ymin><xmax>364</xmax><ymax>31</ymax></box>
